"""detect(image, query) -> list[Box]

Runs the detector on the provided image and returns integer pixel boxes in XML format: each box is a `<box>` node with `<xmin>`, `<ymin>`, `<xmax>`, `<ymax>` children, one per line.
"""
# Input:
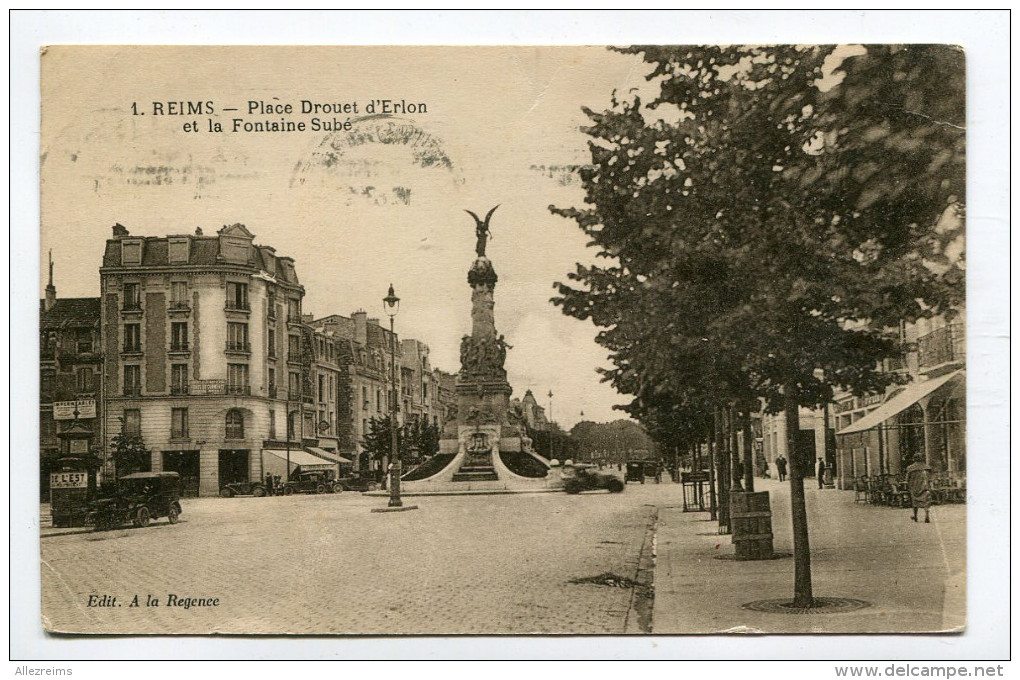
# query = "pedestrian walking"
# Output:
<box><xmin>817</xmin><ymin>457</ymin><xmax>826</xmax><ymax>489</ymax></box>
<box><xmin>775</xmin><ymin>455</ymin><xmax>788</xmax><ymax>482</ymax></box>
<box><xmin>265</xmin><ymin>472</ymin><xmax>275</xmax><ymax>496</ymax></box>
<box><xmin>905</xmin><ymin>454</ymin><xmax>933</xmax><ymax>523</ymax></box>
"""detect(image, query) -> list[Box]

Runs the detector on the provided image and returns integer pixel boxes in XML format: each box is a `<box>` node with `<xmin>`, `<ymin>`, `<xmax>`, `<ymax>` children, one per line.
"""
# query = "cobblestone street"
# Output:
<box><xmin>41</xmin><ymin>479</ymin><xmax>660</xmax><ymax>635</ymax></box>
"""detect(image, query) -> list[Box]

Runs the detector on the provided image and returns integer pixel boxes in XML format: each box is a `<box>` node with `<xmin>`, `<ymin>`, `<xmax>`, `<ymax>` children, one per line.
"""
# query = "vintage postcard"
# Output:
<box><xmin>39</xmin><ymin>45</ymin><xmax>967</xmax><ymax>636</ymax></box>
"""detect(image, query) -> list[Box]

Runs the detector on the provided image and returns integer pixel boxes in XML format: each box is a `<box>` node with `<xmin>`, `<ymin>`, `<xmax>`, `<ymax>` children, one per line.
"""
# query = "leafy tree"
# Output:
<box><xmin>553</xmin><ymin>45</ymin><xmax>964</xmax><ymax>607</ymax></box>
<box><xmin>363</xmin><ymin>415</ymin><xmax>441</xmax><ymax>468</ymax></box>
<box><xmin>111</xmin><ymin>429</ymin><xmax>149</xmax><ymax>476</ymax></box>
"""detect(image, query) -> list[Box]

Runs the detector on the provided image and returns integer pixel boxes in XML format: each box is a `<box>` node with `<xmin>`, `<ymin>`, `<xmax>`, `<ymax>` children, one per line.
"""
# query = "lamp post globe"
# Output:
<box><xmin>384</xmin><ymin>284</ymin><xmax>402</xmax><ymax>508</ymax></box>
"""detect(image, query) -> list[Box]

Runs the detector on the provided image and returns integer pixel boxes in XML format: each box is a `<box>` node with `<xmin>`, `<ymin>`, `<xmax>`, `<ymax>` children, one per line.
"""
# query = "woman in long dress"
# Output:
<box><xmin>905</xmin><ymin>454</ymin><xmax>933</xmax><ymax>523</ymax></box>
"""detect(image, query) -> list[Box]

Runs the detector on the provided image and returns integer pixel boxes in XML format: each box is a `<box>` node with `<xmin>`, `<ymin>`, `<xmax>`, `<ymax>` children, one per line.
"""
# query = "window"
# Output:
<box><xmin>121</xmin><ymin>240</ymin><xmax>142</xmax><ymax>266</ymax></box>
<box><xmin>225</xmin><ymin>409</ymin><xmax>244</xmax><ymax>439</ymax></box>
<box><xmin>288</xmin><ymin>334</ymin><xmax>301</xmax><ymax>359</ymax></box>
<box><xmin>122</xmin><ymin>409</ymin><xmax>141</xmax><ymax>436</ymax></box>
<box><xmin>362</xmin><ymin>418</ymin><xmax>368</xmax><ymax>435</ymax></box>
<box><xmin>362</xmin><ymin>386</ymin><xmax>369</xmax><ymax>409</ymax></box>
<box><xmin>329</xmin><ymin>376</ymin><xmax>335</xmax><ymax>400</ymax></box>
<box><xmin>268</xmin><ymin>409</ymin><xmax>276</xmax><ymax>439</ymax></box>
<box><xmin>227</xmin><ymin>363</ymin><xmax>249</xmax><ymax>394</ymax></box>
<box><xmin>227</xmin><ymin>322</ymin><xmax>249</xmax><ymax>352</ymax></box>
<box><xmin>41</xmin><ymin>371</ymin><xmax>55</xmax><ymax>399</ymax></box>
<box><xmin>267</xmin><ymin>329</ymin><xmax>276</xmax><ymax>357</ymax></box>
<box><xmin>171</xmin><ymin>408</ymin><xmax>189</xmax><ymax>439</ymax></box>
<box><xmin>122</xmin><ymin>283</ymin><xmax>141</xmax><ymax>311</ymax></box>
<box><xmin>41</xmin><ymin>412</ymin><xmax>57</xmax><ymax>437</ymax></box>
<box><xmin>288</xmin><ymin>411</ymin><xmax>298</xmax><ymax>439</ymax></box>
<box><xmin>124</xmin><ymin>324</ymin><xmax>141</xmax><ymax>352</ymax></box>
<box><xmin>318</xmin><ymin>374</ymin><xmax>325</xmax><ymax>402</ymax></box>
<box><xmin>76</xmin><ymin>330</ymin><xmax>93</xmax><ymax>354</ymax></box>
<box><xmin>287</xmin><ymin>299</ymin><xmax>300</xmax><ymax>322</ymax></box>
<box><xmin>289</xmin><ymin>371</ymin><xmax>301</xmax><ymax>399</ymax></box>
<box><xmin>422</xmin><ymin>383</ymin><xmax>428</xmax><ymax>402</ymax></box>
<box><xmin>171</xmin><ymin>364</ymin><xmax>189</xmax><ymax>394</ymax></box>
<box><xmin>268</xmin><ymin>367</ymin><xmax>276</xmax><ymax>396</ymax></box>
<box><xmin>226</xmin><ymin>282</ymin><xmax>249</xmax><ymax>310</ymax></box>
<box><xmin>76</xmin><ymin>367</ymin><xmax>94</xmax><ymax>393</ymax></box>
<box><xmin>170</xmin><ymin>281</ymin><xmax>188</xmax><ymax>307</ymax></box>
<box><xmin>123</xmin><ymin>365</ymin><xmax>141</xmax><ymax>396</ymax></box>
<box><xmin>171</xmin><ymin>322</ymin><xmax>188</xmax><ymax>351</ymax></box>
<box><xmin>168</xmin><ymin>238</ymin><xmax>189</xmax><ymax>264</ymax></box>
<box><xmin>267</xmin><ymin>291</ymin><xmax>277</xmax><ymax>318</ymax></box>
<box><xmin>377</xmin><ymin>389</ymin><xmax>383</xmax><ymax>412</ymax></box>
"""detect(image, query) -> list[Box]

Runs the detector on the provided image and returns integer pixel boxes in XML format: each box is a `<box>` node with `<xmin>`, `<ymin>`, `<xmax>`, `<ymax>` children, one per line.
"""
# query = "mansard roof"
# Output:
<box><xmin>40</xmin><ymin>297</ymin><xmax>101</xmax><ymax>330</ymax></box>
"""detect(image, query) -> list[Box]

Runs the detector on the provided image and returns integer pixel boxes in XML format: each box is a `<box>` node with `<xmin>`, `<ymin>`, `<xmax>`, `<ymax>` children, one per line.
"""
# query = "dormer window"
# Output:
<box><xmin>168</xmin><ymin>237</ymin><xmax>190</xmax><ymax>264</ymax></box>
<box><xmin>121</xmin><ymin>239</ymin><xmax>143</xmax><ymax>266</ymax></box>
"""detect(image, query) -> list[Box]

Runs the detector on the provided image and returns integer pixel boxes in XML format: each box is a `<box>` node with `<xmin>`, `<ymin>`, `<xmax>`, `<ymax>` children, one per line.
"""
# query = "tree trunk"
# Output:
<box><xmin>742</xmin><ymin>407</ymin><xmax>755</xmax><ymax>492</ymax></box>
<box><xmin>785</xmin><ymin>383</ymin><xmax>813</xmax><ymax>608</ymax></box>
<box><xmin>715</xmin><ymin>406</ymin><xmax>730</xmax><ymax>533</ymax></box>
<box><xmin>730</xmin><ymin>403</ymin><xmax>743</xmax><ymax>491</ymax></box>
<box><xmin>707</xmin><ymin>425</ymin><xmax>717</xmax><ymax>521</ymax></box>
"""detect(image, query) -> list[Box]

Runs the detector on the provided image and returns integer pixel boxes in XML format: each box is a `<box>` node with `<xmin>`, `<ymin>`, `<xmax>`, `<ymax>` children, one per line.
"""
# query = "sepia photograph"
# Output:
<box><xmin>12</xmin><ymin>9</ymin><xmax>1010</xmax><ymax>665</ymax></box>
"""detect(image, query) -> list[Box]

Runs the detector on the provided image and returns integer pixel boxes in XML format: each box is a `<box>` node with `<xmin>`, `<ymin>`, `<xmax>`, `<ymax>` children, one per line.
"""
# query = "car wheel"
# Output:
<box><xmin>606</xmin><ymin>478</ymin><xmax>625</xmax><ymax>493</ymax></box>
<box><xmin>564</xmin><ymin>480</ymin><xmax>582</xmax><ymax>495</ymax></box>
<box><xmin>283</xmin><ymin>486</ymin><xmax>294</xmax><ymax>496</ymax></box>
<box><xmin>136</xmin><ymin>507</ymin><xmax>151</xmax><ymax>528</ymax></box>
<box><xmin>219</xmin><ymin>487</ymin><xmax>234</xmax><ymax>498</ymax></box>
<box><xmin>252</xmin><ymin>485</ymin><xmax>267</xmax><ymax>498</ymax></box>
<box><xmin>315</xmin><ymin>483</ymin><xmax>327</xmax><ymax>494</ymax></box>
<box><xmin>332</xmin><ymin>483</ymin><xmax>344</xmax><ymax>494</ymax></box>
<box><xmin>167</xmin><ymin>506</ymin><xmax>180</xmax><ymax>524</ymax></box>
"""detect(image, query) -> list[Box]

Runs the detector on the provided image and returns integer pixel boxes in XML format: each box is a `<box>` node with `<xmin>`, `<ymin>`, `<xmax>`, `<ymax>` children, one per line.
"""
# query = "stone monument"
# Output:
<box><xmin>397</xmin><ymin>207</ymin><xmax>563</xmax><ymax>493</ymax></box>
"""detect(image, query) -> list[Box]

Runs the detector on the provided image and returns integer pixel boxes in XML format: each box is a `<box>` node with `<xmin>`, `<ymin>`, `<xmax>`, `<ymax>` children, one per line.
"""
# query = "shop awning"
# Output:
<box><xmin>837</xmin><ymin>370</ymin><xmax>964</xmax><ymax>435</ymax></box>
<box><xmin>305</xmin><ymin>447</ymin><xmax>352</xmax><ymax>465</ymax></box>
<box><xmin>263</xmin><ymin>448</ymin><xmax>336</xmax><ymax>471</ymax></box>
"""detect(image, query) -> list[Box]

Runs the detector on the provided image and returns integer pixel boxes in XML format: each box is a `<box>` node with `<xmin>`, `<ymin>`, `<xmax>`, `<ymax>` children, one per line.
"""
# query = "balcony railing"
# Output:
<box><xmin>225</xmin><ymin>301</ymin><xmax>250</xmax><ymax>312</ymax></box>
<box><xmin>170</xmin><ymin>342</ymin><xmax>190</xmax><ymax>352</ymax></box>
<box><xmin>918</xmin><ymin>323</ymin><xmax>966</xmax><ymax>370</ymax></box>
<box><xmin>268</xmin><ymin>385</ymin><xmax>278</xmax><ymax>398</ymax></box>
<box><xmin>171</xmin><ymin>384</ymin><xmax>190</xmax><ymax>396</ymax></box>
<box><xmin>169</xmin><ymin>301</ymin><xmax>191</xmax><ymax>311</ymax></box>
<box><xmin>226</xmin><ymin>384</ymin><xmax>251</xmax><ymax>396</ymax></box>
<box><xmin>226</xmin><ymin>341</ymin><xmax>251</xmax><ymax>353</ymax></box>
<box><xmin>122</xmin><ymin>344</ymin><xmax>142</xmax><ymax>354</ymax></box>
<box><xmin>123</xmin><ymin>385</ymin><xmax>142</xmax><ymax>397</ymax></box>
<box><xmin>122</xmin><ymin>302</ymin><xmax>142</xmax><ymax>312</ymax></box>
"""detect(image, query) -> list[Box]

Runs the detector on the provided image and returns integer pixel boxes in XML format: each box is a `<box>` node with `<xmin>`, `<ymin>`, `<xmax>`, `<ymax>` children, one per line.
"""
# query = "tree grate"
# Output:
<box><xmin>741</xmin><ymin>597</ymin><xmax>871</xmax><ymax>614</ymax></box>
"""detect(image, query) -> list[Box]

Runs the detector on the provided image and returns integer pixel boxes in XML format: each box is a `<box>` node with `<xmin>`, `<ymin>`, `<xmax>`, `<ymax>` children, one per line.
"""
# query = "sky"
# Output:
<box><xmin>40</xmin><ymin>46</ymin><xmax>654</xmax><ymax>428</ymax></box>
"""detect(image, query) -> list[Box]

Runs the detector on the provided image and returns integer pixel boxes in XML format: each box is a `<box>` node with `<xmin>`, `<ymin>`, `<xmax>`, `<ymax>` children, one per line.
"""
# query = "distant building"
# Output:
<box><xmin>39</xmin><ymin>256</ymin><xmax>102</xmax><ymax>499</ymax></box>
<box><xmin>516</xmin><ymin>389</ymin><xmax>550</xmax><ymax>431</ymax></box>
<box><xmin>99</xmin><ymin>223</ymin><xmax>311</xmax><ymax>496</ymax></box>
<box><xmin>312</xmin><ymin>311</ymin><xmax>400</xmax><ymax>473</ymax></box>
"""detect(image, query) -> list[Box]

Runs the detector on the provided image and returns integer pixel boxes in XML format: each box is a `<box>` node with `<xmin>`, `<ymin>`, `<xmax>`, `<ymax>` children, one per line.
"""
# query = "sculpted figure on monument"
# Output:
<box><xmin>465</xmin><ymin>205</ymin><xmax>499</xmax><ymax>257</ymax></box>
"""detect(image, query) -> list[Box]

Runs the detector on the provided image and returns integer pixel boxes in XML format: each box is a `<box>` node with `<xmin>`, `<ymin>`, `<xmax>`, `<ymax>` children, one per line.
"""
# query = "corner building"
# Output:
<box><xmin>100</xmin><ymin>223</ymin><xmax>307</xmax><ymax>496</ymax></box>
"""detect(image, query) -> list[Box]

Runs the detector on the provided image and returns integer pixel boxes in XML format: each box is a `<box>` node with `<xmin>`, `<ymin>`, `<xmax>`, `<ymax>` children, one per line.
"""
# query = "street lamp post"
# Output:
<box><xmin>548</xmin><ymin>389</ymin><xmax>554</xmax><ymax>460</ymax></box>
<box><xmin>384</xmin><ymin>284</ymin><xmax>402</xmax><ymax>508</ymax></box>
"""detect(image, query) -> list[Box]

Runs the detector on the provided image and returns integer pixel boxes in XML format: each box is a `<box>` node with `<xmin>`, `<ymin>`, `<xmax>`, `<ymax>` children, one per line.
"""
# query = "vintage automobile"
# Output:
<box><xmin>218</xmin><ymin>480</ymin><xmax>272</xmax><ymax>498</ymax></box>
<box><xmin>625</xmin><ymin>461</ymin><xmax>646</xmax><ymax>484</ymax></box>
<box><xmin>87</xmin><ymin>472</ymin><xmax>182</xmax><ymax>531</ymax></box>
<box><xmin>336</xmin><ymin>473</ymin><xmax>379</xmax><ymax>492</ymax></box>
<box><xmin>563</xmin><ymin>465</ymin><xmax>625</xmax><ymax>495</ymax></box>
<box><xmin>286</xmin><ymin>469</ymin><xmax>343</xmax><ymax>494</ymax></box>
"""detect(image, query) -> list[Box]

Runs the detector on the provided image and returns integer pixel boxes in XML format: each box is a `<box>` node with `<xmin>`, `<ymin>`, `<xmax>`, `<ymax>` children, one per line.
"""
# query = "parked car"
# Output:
<box><xmin>625</xmin><ymin>461</ymin><xmax>646</xmax><ymax>484</ymax></box>
<box><xmin>286</xmin><ymin>470</ymin><xmax>343</xmax><ymax>494</ymax></box>
<box><xmin>336</xmin><ymin>473</ymin><xmax>379</xmax><ymax>492</ymax></box>
<box><xmin>87</xmin><ymin>472</ymin><xmax>182</xmax><ymax>531</ymax></box>
<box><xmin>219</xmin><ymin>480</ymin><xmax>271</xmax><ymax>498</ymax></box>
<box><xmin>564</xmin><ymin>466</ymin><xmax>625</xmax><ymax>494</ymax></box>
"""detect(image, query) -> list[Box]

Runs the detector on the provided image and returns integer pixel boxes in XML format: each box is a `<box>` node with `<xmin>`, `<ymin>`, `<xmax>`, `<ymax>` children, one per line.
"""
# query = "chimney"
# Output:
<box><xmin>112</xmin><ymin>223</ymin><xmax>129</xmax><ymax>237</ymax></box>
<box><xmin>195</xmin><ymin>227</ymin><xmax>203</xmax><ymax>236</ymax></box>
<box><xmin>44</xmin><ymin>249</ymin><xmax>56</xmax><ymax>311</ymax></box>
<box><xmin>352</xmin><ymin>310</ymin><xmax>368</xmax><ymax>346</ymax></box>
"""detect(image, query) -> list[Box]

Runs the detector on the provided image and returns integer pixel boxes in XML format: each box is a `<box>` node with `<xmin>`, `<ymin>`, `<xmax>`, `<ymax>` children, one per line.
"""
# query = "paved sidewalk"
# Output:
<box><xmin>652</xmin><ymin>477</ymin><xmax>965</xmax><ymax>633</ymax></box>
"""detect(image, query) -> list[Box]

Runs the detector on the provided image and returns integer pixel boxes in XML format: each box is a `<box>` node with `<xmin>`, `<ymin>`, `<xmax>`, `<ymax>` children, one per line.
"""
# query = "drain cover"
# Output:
<box><xmin>741</xmin><ymin>597</ymin><xmax>871</xmax><ymax>614</ymax></box>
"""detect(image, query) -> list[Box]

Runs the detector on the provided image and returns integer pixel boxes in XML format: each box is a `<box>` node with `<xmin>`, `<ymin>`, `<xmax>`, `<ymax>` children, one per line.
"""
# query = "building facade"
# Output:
<box><xmin>39</xmin><ymin>260</ymin><xmax>103</xmax><ymax>499</ymax></box>
<box><xmin>100</xmin><ymin>223</ymin><xmax>310</xmax><ymax>497</ymax></box>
